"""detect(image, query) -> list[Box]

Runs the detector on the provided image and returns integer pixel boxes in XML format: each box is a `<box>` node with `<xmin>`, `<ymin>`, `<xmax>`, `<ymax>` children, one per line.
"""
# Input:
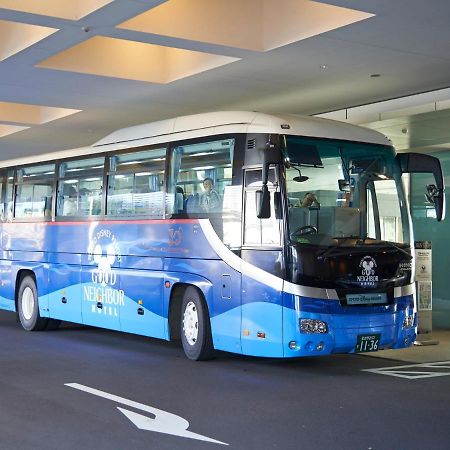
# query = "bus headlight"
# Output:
<box><xmin>402</xmin><ymin>315</ymin><xmax>415</xmax><ymax>329</ymax></box>
<box><xmin>300</xmin><ymin>318</ymin><xmax>328</xmax><ymax>334</ymax></box>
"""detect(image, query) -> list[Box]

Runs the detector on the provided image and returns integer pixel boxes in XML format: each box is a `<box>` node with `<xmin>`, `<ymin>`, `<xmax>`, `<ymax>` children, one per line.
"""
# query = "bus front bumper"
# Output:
<box><xmin>282</xmin><ymin>304</ymin><xmax>417</xmax><ymax>358</ymax></box>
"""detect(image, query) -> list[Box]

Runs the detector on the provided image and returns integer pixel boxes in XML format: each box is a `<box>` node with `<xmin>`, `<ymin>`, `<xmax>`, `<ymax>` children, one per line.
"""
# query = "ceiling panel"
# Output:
<box><xmin>0</xmin><ymin>19</ymin><xmax>57</xmax><ymax>61</ymax></box>
<box><xmin>0</xmin><ymin>0</ymin><xmax>114</xmax><ymax>20</ymax></box>
<box><xmin>0</xmin><ymin>0</ymin><xmax>449</xmax><ymax>159</ymax></box>
<box><xmin>118</xmin><ymin>0</ymin><xmax>373</xmax><ymax>51</ymax></box>
<box><xmin>0</xmin><ymin>124</ymin><xmax>29</xmax><ymax>138</ymax></box>
<box><xmin>0</xmin><ymin>101</ymin><xmax>81</xmax><ymax>124</ymax></box>
<box><xmin>36</xmin><ymin>36</ymin><xmax>240</xmax><ymax>83</ymax></box>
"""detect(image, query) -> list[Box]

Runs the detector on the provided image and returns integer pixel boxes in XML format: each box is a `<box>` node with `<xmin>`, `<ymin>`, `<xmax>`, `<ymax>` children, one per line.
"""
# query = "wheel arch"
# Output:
<box><xmin>168</xmin><ymin>281</ymin><xmax>212</xmax><ymax>342</ymax></box>
<box><xmin>14</xmin><ymin>269</ymin><xmax>36</xmax><ymax>312</ymax></box>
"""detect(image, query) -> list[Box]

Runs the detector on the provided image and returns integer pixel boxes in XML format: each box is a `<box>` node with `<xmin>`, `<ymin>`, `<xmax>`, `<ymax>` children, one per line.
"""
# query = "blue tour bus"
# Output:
<box><xmin>0</xmin><ymin>112</ymin><xmax>445</xmax><ymax>360</ymax></box>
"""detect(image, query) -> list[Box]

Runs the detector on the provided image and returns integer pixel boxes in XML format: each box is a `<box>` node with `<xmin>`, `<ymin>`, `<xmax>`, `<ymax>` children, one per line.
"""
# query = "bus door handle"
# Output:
<box><xmin>97</xmin><ymin>302</ymin><xmax>103</xmax><ymax>309</ymax></box>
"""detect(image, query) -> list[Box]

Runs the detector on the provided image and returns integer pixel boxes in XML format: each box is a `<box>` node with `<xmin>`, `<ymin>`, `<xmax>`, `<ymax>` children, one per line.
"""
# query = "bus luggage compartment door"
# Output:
<box><xmin>48</xmin><ymin>255</ymin><xmax>82</xmax><ymax>323</ymax></box>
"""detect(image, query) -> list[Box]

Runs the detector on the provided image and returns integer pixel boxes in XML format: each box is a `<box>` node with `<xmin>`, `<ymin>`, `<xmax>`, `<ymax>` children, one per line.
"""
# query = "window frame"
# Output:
<box><xmin>2</xmin><ymin>133</ymin><xmax>246</xmax><ymax>223</ymax></box>
<box><xmin>166</xmin><ymin>133</ymin><xmax>243</xmax><ymax>219</ymax></box>
<box><xmin>242</xmin><ymin>164</ymin><xmax>284</xmax><ymax>249</ymax></box>
<box><xmin>12</xmin><ymin>164</ymin><xmax>56</xmax><ymax>222</ymax></box>
<box><xmin>56</xmin><ymin>156</ymin><xmax>106</xmax><ymax>220</ymax></box>
<box><xmin>105</xmin><ymin>146</ymin><xmax>167</xmax><ymax>219</ymax></box>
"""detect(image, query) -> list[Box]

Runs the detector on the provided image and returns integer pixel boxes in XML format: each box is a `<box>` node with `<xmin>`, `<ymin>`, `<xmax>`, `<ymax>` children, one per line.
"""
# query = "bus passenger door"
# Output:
<box><xmin>241</xmin><ymin>168</ymin><xmax>284</xmax><ymax>357</ymax></box>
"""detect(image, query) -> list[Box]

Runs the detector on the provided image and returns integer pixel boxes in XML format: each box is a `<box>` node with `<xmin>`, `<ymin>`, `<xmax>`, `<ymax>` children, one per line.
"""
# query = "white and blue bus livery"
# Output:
<box><xmin>0</xmin><ymin>111</ymin><xmax>445</xmax><ymax>360</ymax></box>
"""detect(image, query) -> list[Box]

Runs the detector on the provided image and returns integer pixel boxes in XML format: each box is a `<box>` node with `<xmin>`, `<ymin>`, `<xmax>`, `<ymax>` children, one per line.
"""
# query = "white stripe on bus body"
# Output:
<box><xmin>199</xmin><ymin>219</ymin><xmax>333</xmax><ymax>300</ymax></box>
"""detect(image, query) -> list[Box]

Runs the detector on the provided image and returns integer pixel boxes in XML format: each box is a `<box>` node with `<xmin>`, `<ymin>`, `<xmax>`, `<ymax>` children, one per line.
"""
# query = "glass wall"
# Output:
<box><xmin>410</xmin><ymin>150</ymin><xmax>450</xmax><ymax>328</ymax></box>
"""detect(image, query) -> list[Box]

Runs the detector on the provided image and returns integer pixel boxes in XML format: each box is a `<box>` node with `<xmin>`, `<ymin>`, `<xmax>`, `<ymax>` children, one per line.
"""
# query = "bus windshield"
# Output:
<box><xmin>285</xmin><ymin>135</ymin><xmax>410</xmax><ymax>247</ymax></box>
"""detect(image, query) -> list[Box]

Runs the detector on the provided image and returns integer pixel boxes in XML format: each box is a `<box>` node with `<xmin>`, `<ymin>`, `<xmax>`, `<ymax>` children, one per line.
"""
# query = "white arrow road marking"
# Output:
<box><xmin>362</xmin><ymin>360</ymin><xmax>450</xmax><ymax>379</ymax></box>
<box><xmin>65</xmin><ymin>383</ymin><xmax>228</xmax><ymax>446</ymax></box>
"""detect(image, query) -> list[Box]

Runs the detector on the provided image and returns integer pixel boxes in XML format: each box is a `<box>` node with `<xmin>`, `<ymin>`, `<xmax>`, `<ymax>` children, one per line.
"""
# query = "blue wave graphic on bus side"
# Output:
<box><xmin>0</xmin><ymin>219</ymin><xmax>417</xmax><ymax>358</ymax></box>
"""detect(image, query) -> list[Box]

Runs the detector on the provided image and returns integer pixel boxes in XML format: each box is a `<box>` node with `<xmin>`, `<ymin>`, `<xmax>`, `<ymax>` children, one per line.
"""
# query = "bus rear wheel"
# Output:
<box><xmin>181</xmin><ymin>287</ymin><xmax>214</xmax><ymax>361</ymax></box>
<box><xmin>17</xmin><ymin>276</ymin><xmax>49</xmax><ymax>331</ymax></box>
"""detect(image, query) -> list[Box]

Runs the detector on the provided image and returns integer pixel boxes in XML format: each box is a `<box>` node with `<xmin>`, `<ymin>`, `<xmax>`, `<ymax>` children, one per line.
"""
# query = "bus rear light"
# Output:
<box><xmin>257</xmin><ymin>331</ymin><xmax>266</xmax><ymax>339</ymax></box>
<box><xmin>300</xmin><ymin>319</ymin><xmax>328</xmax><ymax>334</ymax></box>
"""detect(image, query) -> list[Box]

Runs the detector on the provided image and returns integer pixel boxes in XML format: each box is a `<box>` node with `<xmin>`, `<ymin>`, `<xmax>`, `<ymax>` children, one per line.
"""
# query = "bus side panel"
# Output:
<box><xmin>0</xmin><ymin>219</ymin><xmax>13</xmax><ymax>310</ymax></box>
<box><xmin>80</xmin><ymin>265</ymin><xmax>122</xmax><ymax>331</ymax></box>
<box><xmin>241</xmin><ymin>275</ymin><xmax>284</xmax><ymax>357</ymax></box>
<box><xmin>0</xmin><ymin>258</ymin><xmax>15</xmax><ymax>312</ymax></box>
<box><xmin>47</xmin><ymin>260</ymin><xmax>82</xmax><ymax>323</ymax></box>
<box><xmin>165</xmin><ymin>258</ymin><xmax>242</xmax><ymax>354</ymax></box>
<box><xmin>6</xmin><ymin>257</ymin><xmax>49</xmax><ymax>317</ymax></box>
<box><xmin>2</xmin><ymin>223</ymin><xmax>49</xmax><ymax>315</ymax></box>
<box><xmin>118</xmin><ymin>265</ymin><xmax>165</xmax><ymax>339</ymax></box>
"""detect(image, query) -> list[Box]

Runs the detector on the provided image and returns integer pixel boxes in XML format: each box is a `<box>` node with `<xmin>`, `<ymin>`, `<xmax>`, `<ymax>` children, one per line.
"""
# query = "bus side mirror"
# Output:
<box><xmin>338</xmin><ymin>179</ymin><xmax>350</xmax><ymax>192</ymax></box>
<box><xmin>256</xmin><ymin>185</ymin><xmax>271</xmax><ymax>219</ymax></box>
<box><xmin>256</xmin><ymin>134</ymin><xmax>282</xmax><ymax>219</ymax></box>
<box><xmin>396</xmin><ymin>152</ymin><xmax>446</xmax><ymax>221</ymax></box>
<box><xmin>425</xmin><ymin>183</ymin><xmax>445</xmax><ymax>221</ymax></box>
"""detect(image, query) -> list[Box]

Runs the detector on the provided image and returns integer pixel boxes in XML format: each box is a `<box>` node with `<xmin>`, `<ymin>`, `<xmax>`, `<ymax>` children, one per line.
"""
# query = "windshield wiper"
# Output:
<box><xmin>317</xmin><ymin>236</ymin><xmax>361</xmax><ymax>260</ymax></box>
<box><xmin>370</xmin><ymin>239</ymin><xmax>412</xmax><ymax>260</ymax></box>
<box><xmin>317</xmin><ymin>236</ymin><xmax>412</xmax><ymax>261</ymax></box>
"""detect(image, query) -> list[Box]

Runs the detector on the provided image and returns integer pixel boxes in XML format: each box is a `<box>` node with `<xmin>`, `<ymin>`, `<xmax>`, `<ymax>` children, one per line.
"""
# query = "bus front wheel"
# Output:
<box><xmin>17</xmin><ymin>276</ymin><xmax>48</xmax><ymax>331</ymax></box>
<box><xmin>181</xmin><ymin>287</ymin><xmax>214</xmax><ymax>361</ymax></box>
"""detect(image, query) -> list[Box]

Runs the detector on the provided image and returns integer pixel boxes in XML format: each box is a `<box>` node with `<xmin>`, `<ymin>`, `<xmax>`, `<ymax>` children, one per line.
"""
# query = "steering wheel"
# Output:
<box><xmin>290</xmin><ymin>225</ymin><xmax>318</xmax><ymax>239</ymax></box>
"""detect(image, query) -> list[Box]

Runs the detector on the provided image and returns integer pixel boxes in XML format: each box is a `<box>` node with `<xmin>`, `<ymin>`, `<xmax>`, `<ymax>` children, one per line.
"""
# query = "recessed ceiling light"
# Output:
<box><xmin>370</xmin><ymin>73</ymin><xmax>381</xmax><ymax>78</ymax></box>
<box><xmin>118</xmin><ymin>0</ymin><xmax>375</xmax><ymax>52</ymax></box>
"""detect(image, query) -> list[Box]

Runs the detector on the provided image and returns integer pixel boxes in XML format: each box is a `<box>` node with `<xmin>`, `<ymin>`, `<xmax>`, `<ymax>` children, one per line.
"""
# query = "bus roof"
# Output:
<box><xmin>0</xmin><ymin>111</ymin><xmax>391</xmax><ymax>168</ymax></box>
<box><xmin>94</xmin><ymin>111</ymin><xmax>391</xmax><ymax>147</ymax></box>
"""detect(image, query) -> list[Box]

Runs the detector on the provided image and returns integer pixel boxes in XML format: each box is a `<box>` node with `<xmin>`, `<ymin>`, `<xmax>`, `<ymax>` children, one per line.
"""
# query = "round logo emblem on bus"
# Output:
<box><xmin>88</xmin><ymin>229</ymin><xmax>121</xmax><ymax>287</ymax></box>
<box><xmin>357</xmin><ymin>256</ymin><xmax>379</xmax><ymax>286</ymax></box>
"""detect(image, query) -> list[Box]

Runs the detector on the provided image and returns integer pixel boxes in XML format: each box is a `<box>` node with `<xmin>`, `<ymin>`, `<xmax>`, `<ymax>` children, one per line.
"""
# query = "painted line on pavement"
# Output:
<box><xmin>362</xmin><ymin>360</ymin><xmax>450</xmax><ymax>379</ymax></box>
<box><xmin>65</xmin><ymin>382</ymin><xmax>228</xmax><ymax>445</ymax></box>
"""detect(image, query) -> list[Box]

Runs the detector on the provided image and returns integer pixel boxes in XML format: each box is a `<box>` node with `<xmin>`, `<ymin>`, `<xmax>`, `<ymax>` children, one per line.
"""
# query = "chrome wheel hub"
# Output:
<box><xmin>183</xmin><ymin>301</ymin><xmax>199</xmax><ymax>346</ymax></box>
<box><xmin>22</xmin><ymin>286</ymin><xmax>35</xmax><ymax>321</ymax></box>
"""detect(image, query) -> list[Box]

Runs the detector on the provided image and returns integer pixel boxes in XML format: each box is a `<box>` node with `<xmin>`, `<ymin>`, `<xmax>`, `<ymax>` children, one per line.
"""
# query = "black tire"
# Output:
<box><xmin>17</xmin><ymin>276</ymin><xmax>48</xmax><ymax>331</ymax></box>
<box><xmin>45</xmin><ymin>319</ymin><xmax>62</xmax><ymax>331</ymax></box>
<box><xmin>180</xmin><ymin>286</ymin><xmax>214</xmax><ymax>361</ymax></box>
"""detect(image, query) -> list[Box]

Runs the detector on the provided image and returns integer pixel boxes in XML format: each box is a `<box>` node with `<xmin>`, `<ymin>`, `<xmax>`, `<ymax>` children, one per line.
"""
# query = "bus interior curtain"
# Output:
<box><xmin>172</xmin><ymin>147</ymin><xmax>183</xmax><ymax>184</ymax></box>
<box><xmin>148</xmin><ymin>175</ymin><xmax>159</xmax><ymax>192</ymax></box>
<box><xmin>205</xmin><ymin>168</ymin><xmax>215</xmax><ymax>184</ymax></box>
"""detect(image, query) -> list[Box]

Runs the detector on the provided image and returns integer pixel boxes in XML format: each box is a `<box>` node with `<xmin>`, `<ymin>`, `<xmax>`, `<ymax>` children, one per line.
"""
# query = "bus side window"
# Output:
<box><xmin>5</xmin><ymin>170</ymin><xmax>14</xmax><ymax>221</ymax></box>
<box><xmin>0</xmin><ymin>173</ymin><xmax>4</xmax><ymax>220</ymax></box>
<box><xmin>14</xmin><ymin>164</ymin><xmax>54</xmax><ymax>219</ymax></box>
<box><xmin>167</xmin><ymin>138</ymin><xmax>234</xmax><ymax>218</ymax></box>
<box><xmin>106</xmin><ymin>147</ymin><xmax>166</xmax><ymax>217</ymax></box>
<box><xmin>57</xmin><ymin>157</ymin><xmax>104</xmax><ymax>218</ymax></box>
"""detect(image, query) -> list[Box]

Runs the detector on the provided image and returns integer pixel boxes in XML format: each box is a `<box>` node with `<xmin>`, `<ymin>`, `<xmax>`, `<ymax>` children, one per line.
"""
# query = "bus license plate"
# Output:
<box><xmin>355</xmin><ymin>334</ymin><xmax>381</xmax><ymax>353</ymax></box>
